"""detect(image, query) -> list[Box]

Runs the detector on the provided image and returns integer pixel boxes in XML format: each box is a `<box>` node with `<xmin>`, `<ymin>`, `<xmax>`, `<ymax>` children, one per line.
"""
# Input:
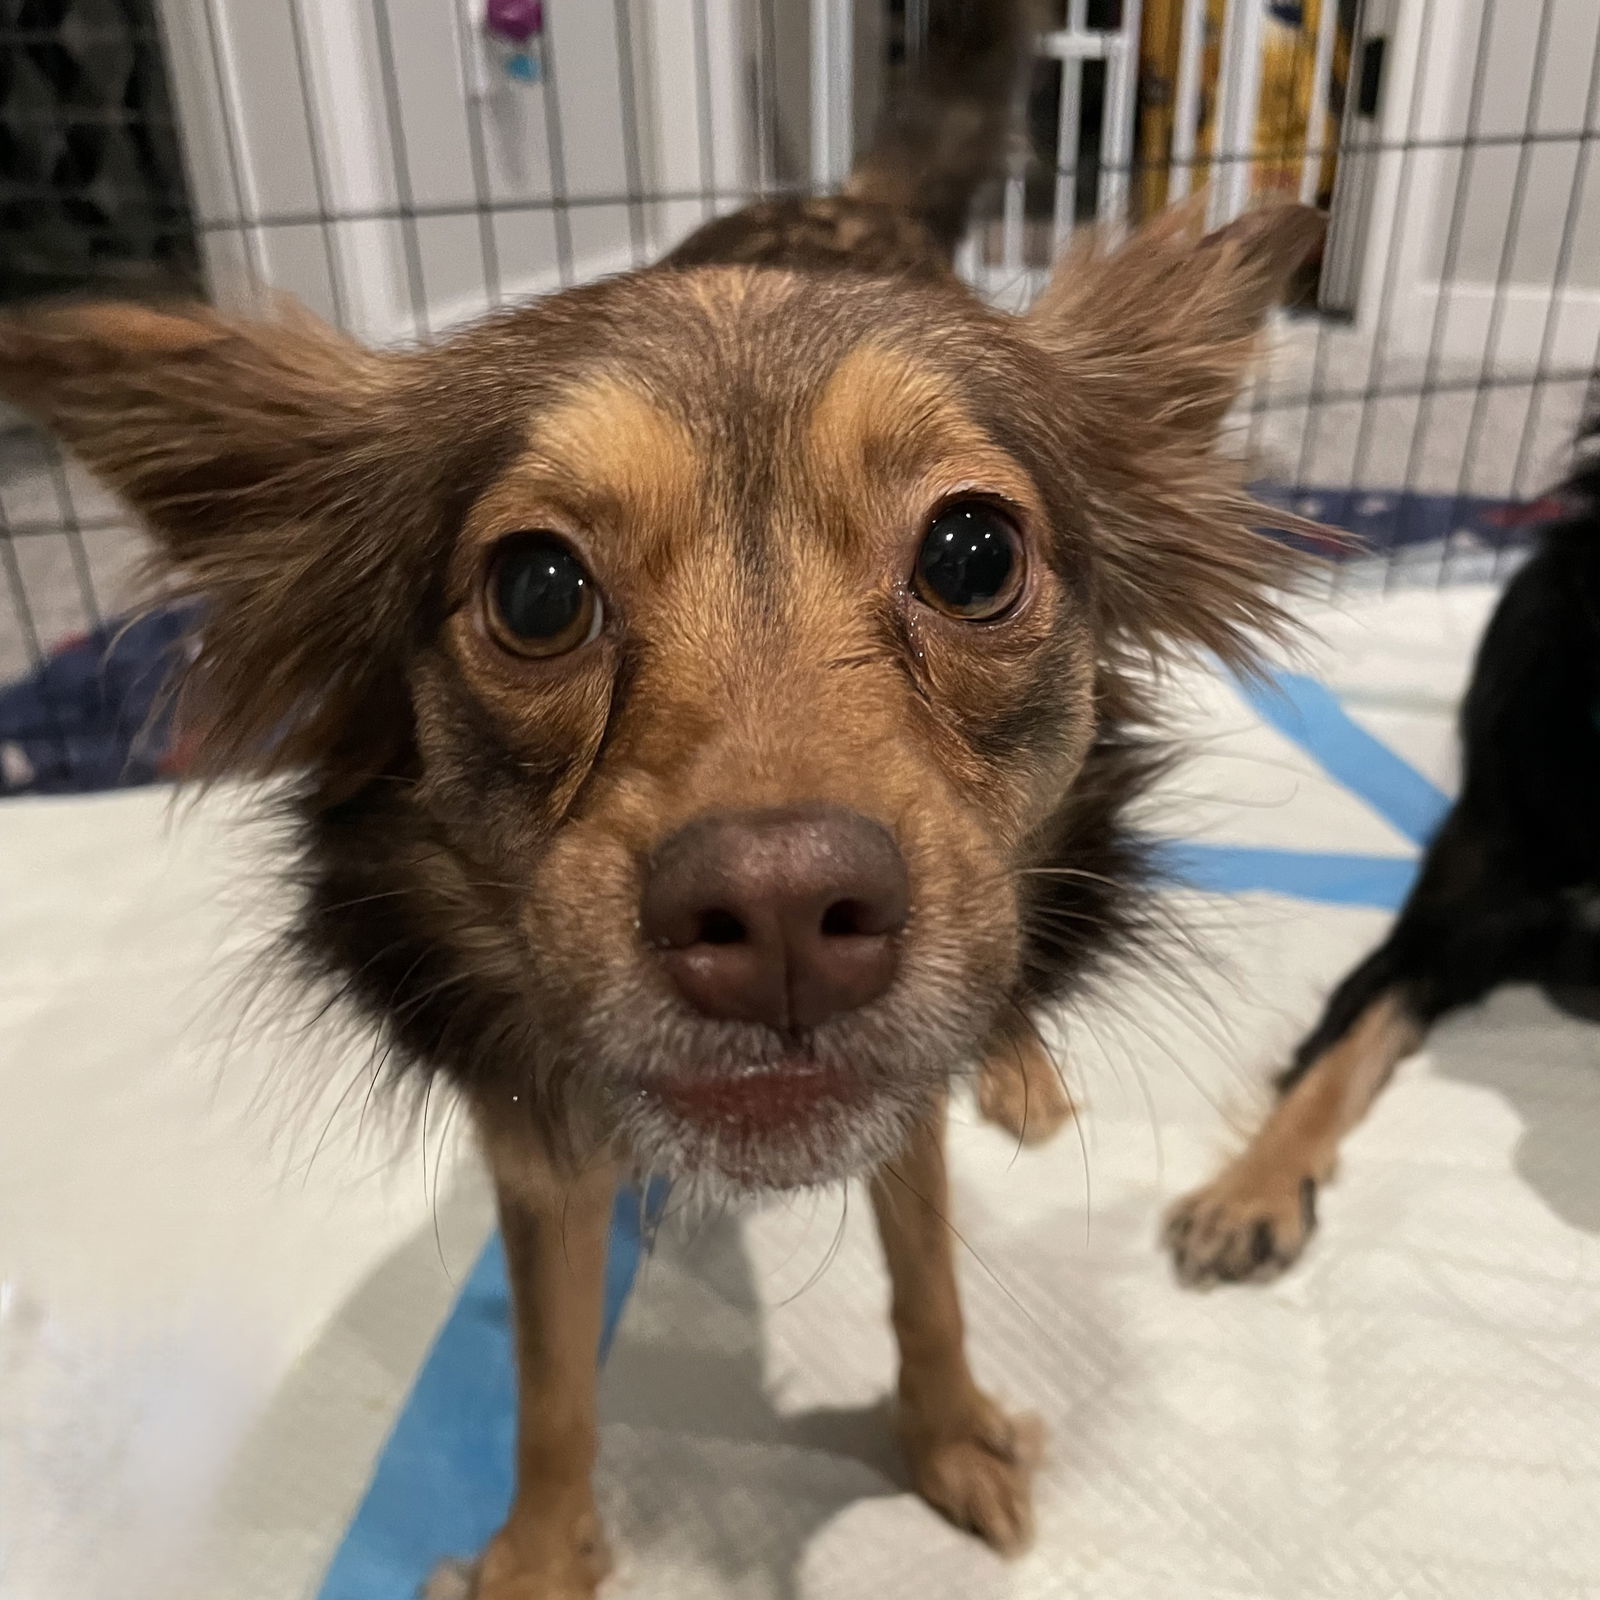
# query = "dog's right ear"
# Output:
<box><xmin>0</xmin><ymin>299</ymin><xmax>393</xmax><ymax>559</ymax></box>
<box><xmin>0</xmin><ymin>300</ymin><xmax>446</xmax><ymax>779</ymax></box>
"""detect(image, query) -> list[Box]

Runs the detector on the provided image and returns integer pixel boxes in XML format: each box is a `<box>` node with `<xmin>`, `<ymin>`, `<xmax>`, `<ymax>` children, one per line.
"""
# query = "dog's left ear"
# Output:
<box><xmin>1027</xmin><ymin>200</ymin><xmax>1325</xmax><ymax>436</ymax></box>
<box><xmin>1024</xmin><ymin>201</ymin><xmax>1326</xmax><ymax>668</ymax></box>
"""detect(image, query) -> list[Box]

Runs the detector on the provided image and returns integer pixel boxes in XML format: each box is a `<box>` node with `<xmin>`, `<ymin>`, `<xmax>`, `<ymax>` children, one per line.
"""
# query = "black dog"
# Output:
<box><xmin>1167</xmin><ymin>425</ymin><xmax>1600</xmax><ymax>1285</ymax></box>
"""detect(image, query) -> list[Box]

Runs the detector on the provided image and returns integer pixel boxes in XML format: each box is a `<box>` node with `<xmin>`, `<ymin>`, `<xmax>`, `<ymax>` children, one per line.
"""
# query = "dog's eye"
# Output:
<box><xmin>484</xmin><ymin>533</ymin><xmax>603</xmax><ymax>657</ymax></box>
<box><xmin>912</xmin><ymin>502</ymin><xmax>1025</xmax><ymax>621</ymax></box>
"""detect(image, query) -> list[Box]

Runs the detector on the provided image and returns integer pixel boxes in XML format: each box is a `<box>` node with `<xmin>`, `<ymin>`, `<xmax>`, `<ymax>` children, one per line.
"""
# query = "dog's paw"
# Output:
<box><xmin>901</xmin><ymin>1393</ymin><xmax>1044</xmax><ymax>1557</ymax></box>
<box><xmin>976</xmin><ymin>1034</ymin><xmax>1075</xmax><ymax>1148</ymax></box>
<box><xmin>1164</xmin><ymin>1164</ymin><xmax>1318</xmax><ymax>1287</ymax></box>
<box><xmin>422</xmin><ymin>1560</ymin><xmax>478</xmax><ymax>1600</ymax></box>
<box><xmin>428</xmin><ymin>1514</ymin><xmax>612</xmax><ymax>1600</ymax></box>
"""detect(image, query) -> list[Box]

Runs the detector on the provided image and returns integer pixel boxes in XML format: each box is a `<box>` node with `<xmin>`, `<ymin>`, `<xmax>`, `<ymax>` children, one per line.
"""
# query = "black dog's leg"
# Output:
<box><xmin>1165</xmin><ymin>806</ymin><xmax>1568</xmax><ymax>1287</ymax></box>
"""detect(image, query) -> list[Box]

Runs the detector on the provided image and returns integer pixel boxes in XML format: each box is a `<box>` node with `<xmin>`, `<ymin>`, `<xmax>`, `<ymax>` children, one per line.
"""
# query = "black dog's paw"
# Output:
<box><xmin>1164</xmin><ymin>1166</ymin><xmax>1319</xmax><ymax>1287</ymax></box>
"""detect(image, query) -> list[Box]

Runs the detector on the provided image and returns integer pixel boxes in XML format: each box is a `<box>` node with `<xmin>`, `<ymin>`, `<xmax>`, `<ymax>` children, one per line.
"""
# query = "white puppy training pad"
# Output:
<box><xmin>3</xmin><ymin>583</ymin><xmax>1599</xmax><ymax>1599</ymax></box>
<box><xmin>593</xmin><ymin>965</ymin><xmax>1600</xmax><ymax>1600</ymax></box>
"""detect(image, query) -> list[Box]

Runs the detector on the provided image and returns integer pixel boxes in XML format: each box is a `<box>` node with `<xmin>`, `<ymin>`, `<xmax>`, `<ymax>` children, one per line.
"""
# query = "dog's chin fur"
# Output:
<box><xmin>577</xmin><ymin>964</ymin><xmax>991</xmax><ymax>1192</ymax></box>
<box><xmin>614</xmin><ymin>1079</ymin><xmax>938</xmax><ymax>1197</ymax></box>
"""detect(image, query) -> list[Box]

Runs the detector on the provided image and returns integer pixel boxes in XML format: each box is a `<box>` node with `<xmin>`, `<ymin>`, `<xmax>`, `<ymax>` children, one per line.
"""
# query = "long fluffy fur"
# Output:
<box><xmin>0</xmin><ymin>7</ymin><xmax>1324</xmax><ymax>1154</ymax></box>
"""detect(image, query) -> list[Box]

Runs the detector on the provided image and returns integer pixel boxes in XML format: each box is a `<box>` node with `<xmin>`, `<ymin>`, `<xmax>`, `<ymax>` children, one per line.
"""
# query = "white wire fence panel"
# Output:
<box><xmin>5</xmin><ymin>0</ymin><xmax>1600</xmax><ymax>684</ymax></box>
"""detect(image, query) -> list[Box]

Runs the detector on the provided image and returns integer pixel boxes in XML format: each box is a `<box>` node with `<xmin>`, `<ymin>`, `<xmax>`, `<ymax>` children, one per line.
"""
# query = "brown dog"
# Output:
<box><xmin>0</xmin><ymin>5</ymin><xmax>1320</xmax><ymax>1593</ymax></box>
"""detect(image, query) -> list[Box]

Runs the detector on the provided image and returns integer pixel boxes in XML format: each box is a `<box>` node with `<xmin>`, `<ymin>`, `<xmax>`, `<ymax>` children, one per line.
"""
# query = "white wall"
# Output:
<box><xmin>154</xmin><ymin>0</ymin><xmax>751</xmax><ymax>344</ymax></box>
<box><xmin>1356</xmin><ymin>0</ymin><xmax>1600</xmax><ymax>370</ymax></box>
<box><xmin>1420</xmin><ymin>0</ymin><xmax>1600</xmax><ymax>292</ymax></box>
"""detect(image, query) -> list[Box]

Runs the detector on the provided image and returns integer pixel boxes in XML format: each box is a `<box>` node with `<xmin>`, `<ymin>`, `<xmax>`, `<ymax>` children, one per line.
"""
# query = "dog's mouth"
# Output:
<box><xmin>587</xmin><ymin>924</ymin><xmax>999</xmax><ymax>1192</ymax></box>
<box><xmin>616</xmin><ymin>1050</ymin><xmax>929</xmax><ymax>1192</ymax></box>
<box><xmin>648</xmin><ymin>1056</ymin><xmax>860</xmax><ymax>1135</ymax></box>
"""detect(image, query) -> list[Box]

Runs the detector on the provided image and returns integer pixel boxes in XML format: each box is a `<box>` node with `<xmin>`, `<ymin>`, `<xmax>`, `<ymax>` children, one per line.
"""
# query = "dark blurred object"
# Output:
<box><xmin>1544</xmin><ymin>982</ymin><xmax>1600</xmax><ymax>1024</ymax></box>
<box><xmin>0</xmin><ymin>599</ymin><xmax>196</xmax><ymax>796</ymax></box>
<box><xmin>0</xmin><ymin>0</ymin><xmax>200</xmax><ymax>305</ymax></box>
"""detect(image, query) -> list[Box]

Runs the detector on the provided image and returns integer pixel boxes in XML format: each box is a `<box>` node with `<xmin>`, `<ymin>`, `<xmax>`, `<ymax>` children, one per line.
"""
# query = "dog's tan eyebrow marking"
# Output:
<box><xmin>805</xmin><ymin>341</ymin><xmax>1035</xmax><ymax>531</ymax></box>
<box><xmin>473</xmin><ymin>375</ymin><xmax>704</xmax><ymax>571</ymax></box>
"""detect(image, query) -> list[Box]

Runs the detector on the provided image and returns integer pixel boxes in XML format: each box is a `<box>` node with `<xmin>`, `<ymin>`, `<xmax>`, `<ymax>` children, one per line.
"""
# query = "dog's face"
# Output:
<box><xmin>0</xmin><ymin>206</ymin><xmax>1317</xmax><ymax>1191</ymax></box>
<box><xmin>424</xmin><ymin>271</ymin><xmax>1101</xmax><ymax>1189</ymax></box>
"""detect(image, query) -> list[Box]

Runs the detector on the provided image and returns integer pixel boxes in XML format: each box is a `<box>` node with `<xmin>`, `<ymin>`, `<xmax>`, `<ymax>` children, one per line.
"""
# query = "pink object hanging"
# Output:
<box><xmin>485</xmin><ymin>0</ymin><xmax>542</xmax><ymax>44</ymax></box>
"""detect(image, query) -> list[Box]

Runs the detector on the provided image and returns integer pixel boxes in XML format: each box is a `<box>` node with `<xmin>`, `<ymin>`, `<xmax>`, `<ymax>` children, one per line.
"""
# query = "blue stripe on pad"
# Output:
<box><xmin>1161</xmin><ymin>840</ymin><xmax>1414</xmax><ymax>911</ymax></box>
<box><xmin>314</xmin><ymin>1185</ymin><xmax>651</xmax><ymax>1600</ymax></box>
<box><xmin>1234</xmin><ymin>668</ymin><xmax>1451</xmax><ymax>847</ymax></box>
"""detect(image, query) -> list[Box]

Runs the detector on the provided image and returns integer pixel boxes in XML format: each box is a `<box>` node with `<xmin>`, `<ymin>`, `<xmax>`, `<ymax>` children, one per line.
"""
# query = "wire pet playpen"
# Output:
<box><xmin>1</xmin><ymin>0</ymin><xmax>1597</xmax><ymax>792</ymax></box>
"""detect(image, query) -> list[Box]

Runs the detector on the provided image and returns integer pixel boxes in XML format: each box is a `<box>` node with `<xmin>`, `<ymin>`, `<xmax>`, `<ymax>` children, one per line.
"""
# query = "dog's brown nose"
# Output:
<box><xmin>641</xmin><ymin>805</ymin><xmax>909</xmax><ymax>1029</ymax></box>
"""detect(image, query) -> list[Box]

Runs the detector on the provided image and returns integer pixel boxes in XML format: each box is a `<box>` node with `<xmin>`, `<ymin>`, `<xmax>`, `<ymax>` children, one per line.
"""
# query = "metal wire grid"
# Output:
<box><xmin>0</xmin><ymin>0</ymin><xmax>195</xmax><ymax>678</ymax></box>
<box><xmin>3</xmin><ymin>0</ymin><xmax>1600</xmax><ymax>697</ymax></box>
<box><xmin>0</xmin><ymin>0</ymin><xmax>198</xmax><ymax>303</ymax></box>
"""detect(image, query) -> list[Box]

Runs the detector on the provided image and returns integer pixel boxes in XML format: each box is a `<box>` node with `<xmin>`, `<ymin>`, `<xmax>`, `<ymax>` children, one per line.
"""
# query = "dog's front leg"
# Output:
<box><xmin>870</xmin><ymin>1098</ymin><xmax>1043</xmax><ymax>1556</ymax></box>
<box><xmin>457</xmin><ymin>1158</ymin><xmax>618</xmax><ymax>1600</ymax></box>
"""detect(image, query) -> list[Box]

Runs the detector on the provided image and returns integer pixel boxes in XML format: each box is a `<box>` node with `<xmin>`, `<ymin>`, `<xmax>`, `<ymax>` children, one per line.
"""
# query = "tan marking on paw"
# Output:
<box><xmin>1164</xmin><ymin>1161</ymin><xmax>1318</xmax><ymax>1287</ymax></box>
<box><xmin>1164</xmin><ymin>993</ymin><xmax>1422</xmax><ymax>1287</ymax></box>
